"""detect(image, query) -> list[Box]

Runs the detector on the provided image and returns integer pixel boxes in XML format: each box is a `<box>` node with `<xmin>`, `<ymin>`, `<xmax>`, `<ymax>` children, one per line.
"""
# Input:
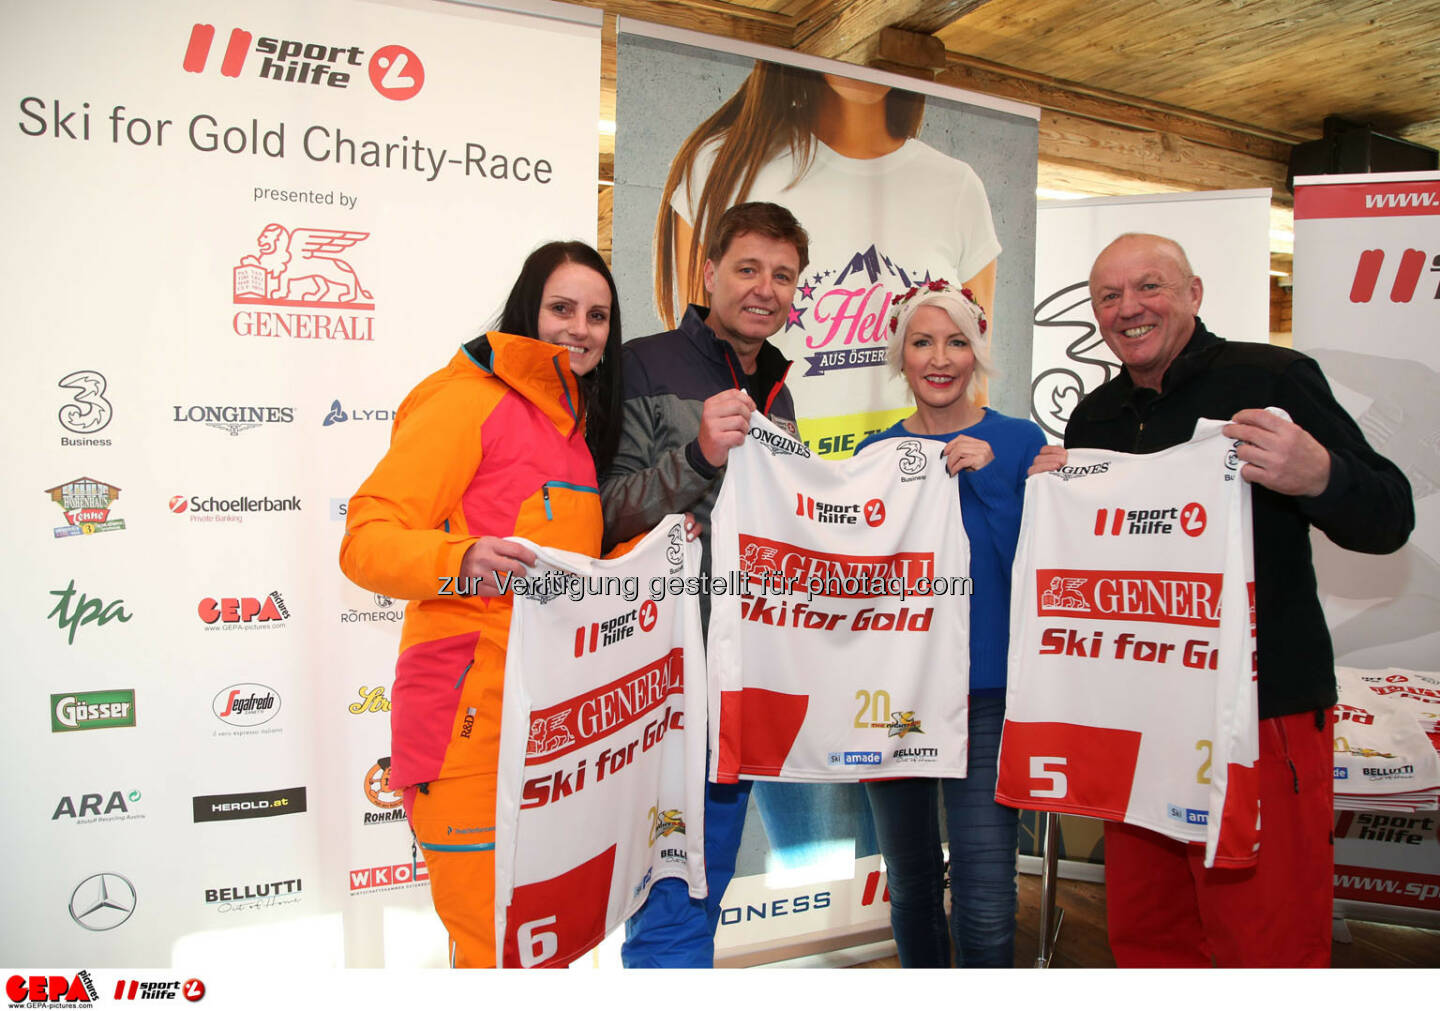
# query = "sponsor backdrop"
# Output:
<box><xmin>1292</xmin><ymin>170</ymin><xmax>1440</xmax><ymax>921</ymax></box>
<box><xmin>1030</xmin><ymin>191</ymin><xmax>1272</xmax><ymax>442</ymax></box>
<box><xmin>2</xmin><ymin>0</ymin><xmax>601</xmax><ymax>965</ymax></box>
<box><xmin>613</xmin><ymin>18</ymin><xmax>1039</xmax><ymax>960</ymax></box>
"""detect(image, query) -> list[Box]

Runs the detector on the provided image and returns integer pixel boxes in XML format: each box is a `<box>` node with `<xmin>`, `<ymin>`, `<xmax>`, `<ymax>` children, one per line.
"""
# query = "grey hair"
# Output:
<box><xmin>886</xmin><ymin>288</ymin><xmax>995</xmax><ymax>401</ymax></box>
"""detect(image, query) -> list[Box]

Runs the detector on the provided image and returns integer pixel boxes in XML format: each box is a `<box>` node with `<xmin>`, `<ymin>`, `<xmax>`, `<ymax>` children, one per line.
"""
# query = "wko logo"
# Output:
<box><xmin>1350</xmin><ymin>248</ymin><xmax>1440</xmax><ymax>303</ymax></box>
<box><xmin>182</xmin><ymin>24</ymin><xmax>424</xmax><ymax>101</ymax></box>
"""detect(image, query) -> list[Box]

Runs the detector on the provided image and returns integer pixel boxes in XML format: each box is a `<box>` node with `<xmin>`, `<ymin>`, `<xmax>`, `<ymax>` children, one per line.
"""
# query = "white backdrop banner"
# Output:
<box><xmin>1030</xmin><ymin>190</ymin><xmax>1272</xmax><ymax>441</ymax></box>
<box><xmin>3</xmin><ymin>0</ymin><xmax>599</xmax><ymax>968</ymax></box>
<box><xmin>1292</xmin><ymin>170</ymin><xmax>1440</xmax><ymax>925</ymax></box>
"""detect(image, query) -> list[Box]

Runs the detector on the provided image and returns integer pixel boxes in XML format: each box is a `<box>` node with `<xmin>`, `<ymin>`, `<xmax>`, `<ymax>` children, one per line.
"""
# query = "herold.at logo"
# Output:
<box><xmin>232</xmin><ymin>226</ymin><xmax>376</xmax><ymax>345</ymax></box>
<box><xmin>46</xmin><ymin>477</ymin><xmax>126</xmax><ymax>538</ymax></box>
<box><xmin>5</xmin><ymin>971</ymin><xmax>98</xmax><ymax>1005</ymax></box>
<box><xmin>213</xmin><ymin>683</ymin><xmax>281</xmax><ymax>728</ymax></box>
<box><xmin>198</xmin><ymin>591</ymin><xmax>290</xmax><ymax>630</ymax></box>
<box><xmin>192</xmin><ymin>786</ymin><xmax>307</xmax><ymax>823</ymax></box>
<box><xmin>57</xmin><ymin>369</ymin><xmax>113</xmax><ymax>446</ymax></box>
<box><xmin>51</xmin><ymin>691</ymin><xmax>136</xmax><ymax>733</ymax></box>
<box><xmin>182</xmin><ymin>23</ymin><xmax>424</xmax><ymax>101</ymax></box>
<box><xmin>362</xmin><ymin>757</ymin><xmax>405</xmax><ymax>825</ymax></box>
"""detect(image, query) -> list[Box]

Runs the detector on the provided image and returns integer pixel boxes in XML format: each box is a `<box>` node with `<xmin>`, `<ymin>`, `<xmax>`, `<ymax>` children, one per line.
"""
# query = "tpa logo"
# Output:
<box><xmin>182</xmin><ymin>24</ymin><xmax>424</xmax><ymax>100</ymax></box>
<box><xmin>1350</xmin><ymin>248</ymin><xmax>1440</xmax><ymax>303</ymax></box>
<box><xmin>197</xmin><ymin>592</ymin><xmax>290</xmax><ymax>628</ymax></box>
<box><xmin>47</xmin><ymin>582</ymin><xmax>132</xmax><ymax>645</ymax></box>
<box><xmin>47</xmin><ymin>477</ymin><xmax>126</xmax><ymax>538</ymax></box>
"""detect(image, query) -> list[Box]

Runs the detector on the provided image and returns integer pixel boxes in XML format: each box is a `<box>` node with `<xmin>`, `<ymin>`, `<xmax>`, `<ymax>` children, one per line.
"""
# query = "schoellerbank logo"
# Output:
<box><xmin>1350</xmin><ymin>247</ymin><xmax>1440</xmax><ymax>303</ymax></box>
<box><xmin>182</xmin><ymin>24</ymin><xmax>425</xmax><ymax>101</ymax></box>
<box><xmin>198</xmin><ymin>592</ymin><xmax>291</xmax><ymax>629</ymax></box>
<box><xmin>1036</xmin><ymin>568</ymin><xmax>1222</xmax><ymax>627</ymax></box>
<box><xmin>170</xmin><ymin>492</ymin><xmax>301</xmax><ymax>523</ymax></box>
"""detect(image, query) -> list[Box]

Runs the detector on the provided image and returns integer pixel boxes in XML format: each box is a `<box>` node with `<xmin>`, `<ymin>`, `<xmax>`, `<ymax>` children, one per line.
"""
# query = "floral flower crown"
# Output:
<box><xmin>886</xmin><ymin>279</ymin><xmax>988</xmax><ymax>337</ymax></box>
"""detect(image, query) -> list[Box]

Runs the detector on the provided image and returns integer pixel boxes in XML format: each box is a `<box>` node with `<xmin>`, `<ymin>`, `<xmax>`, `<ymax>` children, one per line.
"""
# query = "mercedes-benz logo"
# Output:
<box><xmin>69</xmin><ymin>872</ymin><xmax>136</xmax><ymax>931</ymax></box>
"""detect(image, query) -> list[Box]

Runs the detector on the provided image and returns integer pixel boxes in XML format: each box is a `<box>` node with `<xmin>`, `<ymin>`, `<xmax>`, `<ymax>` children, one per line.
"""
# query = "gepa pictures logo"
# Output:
<box><xmin>198</xmin><ymin>592</ymin><xmax>290</xmax><ymax>628</ymax></box>
<box><xmin>182</xmin><ymin>24</ymin><xmax>425</xmax><ymax>101</ymax></box>
<box><xmin>5</xmin><ymin>971</ymin><xmax>98</xmax><ymax>1005</ymax></box>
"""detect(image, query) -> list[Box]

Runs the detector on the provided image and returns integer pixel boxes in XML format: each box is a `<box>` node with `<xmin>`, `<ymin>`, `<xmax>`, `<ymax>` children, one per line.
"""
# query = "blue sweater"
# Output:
<box><xmin>856</xmin><ymin>408</ymin><xmax>1045</xmax><ymax>695</ymax></box>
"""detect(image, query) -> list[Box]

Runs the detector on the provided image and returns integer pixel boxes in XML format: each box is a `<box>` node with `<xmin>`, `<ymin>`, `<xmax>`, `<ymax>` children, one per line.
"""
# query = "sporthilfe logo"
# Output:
<box><xmin>182</xmin><ymin>24</ymin><xmax>425</xmax><ymax>100</ymax></box>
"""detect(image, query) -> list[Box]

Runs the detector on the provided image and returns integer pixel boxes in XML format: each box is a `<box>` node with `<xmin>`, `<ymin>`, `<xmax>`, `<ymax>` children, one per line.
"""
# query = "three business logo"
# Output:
<box><xmin>182</xmin><ymin>24</ymin><xmax>424</xmax><ymax>101</ymax></box>
<box><xmin>57</xmin><ymin>370</ymin><xmax>113</xmax><ymax>446</ymax></box>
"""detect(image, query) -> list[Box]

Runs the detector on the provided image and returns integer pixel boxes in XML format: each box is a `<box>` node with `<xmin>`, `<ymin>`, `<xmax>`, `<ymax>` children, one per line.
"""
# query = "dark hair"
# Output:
<box><xmin>654</xmin><ymin>61</ymin><xmax>924</xmax><ymax>327</ymax></box>
<box><xmin>494</xmin><ymin>241</ymin><xmax>623</xmax><ymax>474</ymax></box>
<box><xmin>705</xmin><ymin>201</ymin><xmax>810</xmax><ymax>273</ymax></box>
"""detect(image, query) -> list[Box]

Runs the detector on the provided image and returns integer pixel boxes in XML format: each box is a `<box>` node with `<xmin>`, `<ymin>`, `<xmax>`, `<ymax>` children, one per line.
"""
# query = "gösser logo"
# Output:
<box><xmin>51</xmin><ymin>690</ymin><xmax>136</xmax><ymax>733</ymax></box>
<box><xmin>213</xmin><ymin>683</ymin><xmax>281</xmax><ymax>727</ymax></box>
<box><xmin>68</xmin><ymin>873</ymin><xmax>136</xmax><ymax>931</ymax></box>
<box><xmin>182</xmin><ymin>24</ymin><xmax>425</xmax><ymax>101</ymax></box>
<box><xmin>1350</xmin><ymin>248</ymin><xmax>1440</xmax><ymax>303</ymax></box>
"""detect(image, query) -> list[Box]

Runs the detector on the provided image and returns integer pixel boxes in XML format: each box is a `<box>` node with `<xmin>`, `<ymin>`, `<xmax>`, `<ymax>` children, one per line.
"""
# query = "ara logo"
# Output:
<box><xmin>47</xmin><ymin>477</ymin><xmax>125</xmax><ymax>538</ymax></box>
<box><xmin>53</xmin><ymin>790</ymin><xmax>145</xmax><ymax>824</ymax></box>
<box><xmin>1350</xmin><ymin>248</ymin><xmax>1440</xmax><ymax>303</ymax></box>
<box><xmin>198</xmin><ymin>592</ymin><xmax>290</xmax><ymax>628</ymax></box>
<box><xmin>322</xmin><ymin>399</ymin><xmax>395</xmax><ymax>425</ymax></box>
<box><xmin>182</xmin><ymin>24</ymin><xmax>424</xmax><ymax>101</ymax></box>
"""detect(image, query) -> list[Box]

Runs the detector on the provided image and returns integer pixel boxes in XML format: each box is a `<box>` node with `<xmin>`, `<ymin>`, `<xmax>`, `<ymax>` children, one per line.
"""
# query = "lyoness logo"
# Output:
<box><xmin>182</xmin><ymin>24</ymin><xmax>425</xmax><ymax>101</ymax></box>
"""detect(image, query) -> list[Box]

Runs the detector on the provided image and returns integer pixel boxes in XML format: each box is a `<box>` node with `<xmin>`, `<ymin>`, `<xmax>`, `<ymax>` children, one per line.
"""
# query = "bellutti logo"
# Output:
<box><xmin>182</xmin><ymin>24</ymin><xmax>425</xmax><ymax>101</ymax></box>
<box><xmin>193</xmin><ymin>787</ymin><xmax>307</xmax><ymax>823</ymax></box>
<box><xmin>203</xmin><ymin>878</ymin><xmax>302</xmax><ymax>913</ymax></box>
<box><xmin>231</xmin><ymin>225</ymin><xmax>377</xmax><ymax>344</ymax></box>
<box><xmin>47</xmin><ymin>477</ymin><xmax>125</xmax><ymax>538</ymax></box>
<box><xmin>112</xmin><ymin>979</ymin><xmax>205</xmax><ymax>1003</ymax></box>
<box><xmin>198</xmin><ymin>592</ymin><xmax>290</xmax><ymax>629</ymax></box>
<box><xmin>172</xmin><ymin>403</ymin><xmax>295</xmax><ymax>436</ymax></box>
<box><xmin>68</xmin><ymin>873</ymin><xmax>136</xmax><ymax>931</ymax></box>
<box><xmin>1092</xmin><ymin>503</ymin><xmax>1207</xmax><ymax>538</ymax></box>
<box><xmin>322</xmin><ymin>399</ymin><xmax>395</xmax><ymax>425</ymax></box>
<box><xmin>1350</xmin><ymin>247</ymin><xmax>1440</xmax><ymax>303</ymax></box>
<box><xmin>170</xmin><ymin>492</ymin><xmax>301</xmax><ymax>523</ymax></box>
<box><xmin>51</xmin><ymin>691</ymin><xmax>136</xmax><ymax>733</ymax></box>
<box><xmin>362</xmin><ymin>757</ymin><xmax>405</xmax><ymax>825</ymax></box>
<box><xmin>57</xmin><ymin>370</ymin><xmax>112</xmax><ymax>445</ymax></box>
<box><xmin>48</xmin><ymin>581</ymin><xmax>131</xmax><ymax>645</ymax></box>
<box><xmin>213</xmin><ymin>684</ymin><xmax>281</xmax><ymax>728</ymax></box>
<box><xmin>52</xmin><ymin>789</ymin><xmax>144</xmax><ymax>825</ymax></box>
<box><xmin>4</xmin><ymin>970</ymin><xmax>98</xmax><ymax>1004</ymax></box>
<box><xmin>349</xmin><ymin>684</ymin><xmax>392</xmax><ymax>714</ymax></box>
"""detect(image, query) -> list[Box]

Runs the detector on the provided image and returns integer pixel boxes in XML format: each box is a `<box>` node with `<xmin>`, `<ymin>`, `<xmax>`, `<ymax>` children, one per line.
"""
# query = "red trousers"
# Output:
<box><xmin>1104</xmin><ymin>709</ymin><xmax>1334</xmax><ymax>967</ymax></box>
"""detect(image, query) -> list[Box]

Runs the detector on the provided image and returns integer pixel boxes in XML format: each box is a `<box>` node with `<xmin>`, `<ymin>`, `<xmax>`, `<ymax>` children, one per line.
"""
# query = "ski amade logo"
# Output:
<box><xmin>46</xmin><ymin>477</ymin><xmax>125</xmax><ymax>538</ymax></box>
<box><xmin>213</xmin><ymin>683</ymin><xmax>281</xmax><ymax>727</ymax></box>
<box><xmin>198</xmin><ymin>592</ymin><xmax>290</xmax><ymax>629</ymax></box>
<box><xmin>51</xmin><ymin>690</ymin><xmax>135</xmax><ymax>733</ymax></box>
<box><xmin>182</xmin><ymin>24</ymin><xmax>424</xmax><ymax>101</ymax></box>
<box><xmin>232</xmin><ymin>225</ymin><xmax>376</xmax><ymax>344</ymax></box>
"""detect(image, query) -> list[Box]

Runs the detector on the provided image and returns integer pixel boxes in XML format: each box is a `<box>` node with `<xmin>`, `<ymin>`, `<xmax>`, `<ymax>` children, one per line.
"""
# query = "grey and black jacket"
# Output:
<box><xmin>600</xmin><ymin>305</ymin><xmax>795</xmax><ymax>619</ymax></box>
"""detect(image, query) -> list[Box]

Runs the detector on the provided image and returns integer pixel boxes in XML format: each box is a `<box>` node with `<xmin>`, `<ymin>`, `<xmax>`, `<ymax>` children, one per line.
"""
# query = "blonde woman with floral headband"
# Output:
<box><xmin>854</xmin><ymin>280</ymin><xmax>1045</xmax><ymax>967</ymax></box>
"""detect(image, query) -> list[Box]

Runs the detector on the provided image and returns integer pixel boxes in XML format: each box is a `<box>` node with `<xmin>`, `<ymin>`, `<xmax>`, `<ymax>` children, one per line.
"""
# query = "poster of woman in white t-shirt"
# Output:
<box><xmin>654</xmin><ymin>60</ymin><xmax>1003</xmax><ymax>453</ymax></box>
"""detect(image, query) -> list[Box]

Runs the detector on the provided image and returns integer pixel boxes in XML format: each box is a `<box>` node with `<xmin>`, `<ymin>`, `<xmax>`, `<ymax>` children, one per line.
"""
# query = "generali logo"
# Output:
<box><xmin>231</xmin><ymin>224</ymin><xmax>377</xmax><ymax>344</ymax></box>
<box><xmin>1036</xmin><ymin>568</ymin><xmax>1222</xmax><ymax>628</ymax></box>
<box><xmin>182</xmin><ymin>24</ymin><xmax>425</xmax><ymax>101</ymax></box>
<box><xmin>1350</xmin><ymin>248</ymin><xmax>1440</xmax><ymax>303</ymax></box>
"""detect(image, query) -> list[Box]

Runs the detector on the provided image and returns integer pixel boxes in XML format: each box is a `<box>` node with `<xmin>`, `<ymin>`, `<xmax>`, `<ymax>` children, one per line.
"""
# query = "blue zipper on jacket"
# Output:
<box><xmin>540</xmin><ymin>480</ymin><xmax>599</xmax><ymax>520</ymax></box>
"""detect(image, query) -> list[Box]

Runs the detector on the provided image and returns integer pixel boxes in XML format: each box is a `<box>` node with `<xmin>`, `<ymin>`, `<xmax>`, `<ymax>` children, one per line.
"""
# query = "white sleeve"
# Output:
<box><xmin>950</xmin><ymin>162</ymin><xmax>1002</xmax><ymax>283</ymax></box>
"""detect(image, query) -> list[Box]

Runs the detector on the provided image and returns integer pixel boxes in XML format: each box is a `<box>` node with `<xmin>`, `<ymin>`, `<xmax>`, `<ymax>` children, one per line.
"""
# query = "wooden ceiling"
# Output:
<box><xmin>584</xmin><ymin>0</ymin><xmax>1440</xmax><ymax>212</ymax></box>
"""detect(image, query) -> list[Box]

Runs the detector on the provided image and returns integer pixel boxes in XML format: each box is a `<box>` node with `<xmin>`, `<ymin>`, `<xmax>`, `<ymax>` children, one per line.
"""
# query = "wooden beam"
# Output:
<box><xmin>938</xmin><ymin>54</ymin><xmax>1299</xmax><ymax>162</ymax></box>
<box><xmin>1039</xmin><ymin>110</ymin><xmax>1290</xmax><ymax>199</ymax></box>
<box><xmin>570</xmin><ymin>0</ymin><xmax>791</xmax><ymax>49</ymax></box>
<box><xmin>841</xmin><ymin>27</ymin><xmax>946</xmax><ymax>78</ymax></box>
<box><xmin>893</xmin><ymin>1</ymin><xmax>996</xmax><ymax>36</ymax></box>
<box><xmin>793</xmin><ymin>0</ymin><xmax>937</xmax><ymax>59</ymax></box>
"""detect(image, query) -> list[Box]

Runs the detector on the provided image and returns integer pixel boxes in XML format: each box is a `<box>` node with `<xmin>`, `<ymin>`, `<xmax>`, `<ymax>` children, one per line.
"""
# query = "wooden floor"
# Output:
<box><xmin>849</xmin><ymin>875</ymin><xmax>1440</xmax><ymax>968</ymax></box>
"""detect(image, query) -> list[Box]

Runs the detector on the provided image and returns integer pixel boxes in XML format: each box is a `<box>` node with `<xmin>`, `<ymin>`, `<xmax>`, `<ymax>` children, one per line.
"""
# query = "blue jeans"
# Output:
<box><xmin>752</xmin><ymin>781</ymin><xmax>880</xmax><ymax>871</ymax></box>
<box><xmin>620</xmin><ymin>779</ymin><xmax>752</xmax><ymax>967</ymax></box>
<box><xmin>864</xmin><ymin>696</ymin><xmax>1018</xmax><ymax>967</ymax></box>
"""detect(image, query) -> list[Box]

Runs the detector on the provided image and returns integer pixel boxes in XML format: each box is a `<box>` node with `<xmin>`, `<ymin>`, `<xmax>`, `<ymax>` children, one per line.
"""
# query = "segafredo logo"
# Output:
<box><xmin>213</xmin><ymin>684</ymin><xmax>281</xmax><ymax>728</ymax></box>
<box><xmin>181</xmin><ymin>24</ymin><xmax>425</xmax><ymax>101</ymax></box>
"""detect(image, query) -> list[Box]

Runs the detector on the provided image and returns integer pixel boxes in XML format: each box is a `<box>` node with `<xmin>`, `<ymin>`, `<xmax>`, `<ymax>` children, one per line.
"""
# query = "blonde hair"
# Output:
<box><xmin>886</xmin><ymin>288</ymin><xmax>995</xmax><ymax>402</ymax></box>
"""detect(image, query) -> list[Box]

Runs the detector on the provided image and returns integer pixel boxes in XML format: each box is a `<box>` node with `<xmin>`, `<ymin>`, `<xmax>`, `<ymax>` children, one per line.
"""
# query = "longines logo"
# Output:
<box><xmin>231</xmin><ymin>225</ymin><xmax>377</xmax><ymax>344</ymax></box>
<box><xmin>172</xmin><ymin>403</ymin><xmax>295</xmax><ymax>437</ymax></box>
<box><xmin>47</xmin><ymin>477</ymin><xmax>126</xmax><ymax>538</ymax></box>
<box><xmin>68</xmin><ymin>873</ymin><xmax>136</xmax><ymax>931</ymax></box>
<box><xmin>57</xmin><ymin>370</ymin><xmax>113</xmax><ymax>446</ymax></box>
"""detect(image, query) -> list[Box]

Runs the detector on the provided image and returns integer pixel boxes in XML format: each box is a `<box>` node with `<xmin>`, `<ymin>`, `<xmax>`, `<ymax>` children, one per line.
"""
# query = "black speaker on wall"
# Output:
<box><xmin>1287</xmin><ymin>115</ymin><xmax>1438</xmax><ymax>192</ymax></box>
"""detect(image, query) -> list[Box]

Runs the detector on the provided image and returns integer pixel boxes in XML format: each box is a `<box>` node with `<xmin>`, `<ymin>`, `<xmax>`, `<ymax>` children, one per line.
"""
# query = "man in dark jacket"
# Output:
<box><xmin>1030</xmin><ymin>232</ymin><xmax>1413</xmax><ymax>967</ymax></box>
<box><xmin>602</xmin><ymin>201</ymin><xmax>808</xmax><ymax>967</ymax></box>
